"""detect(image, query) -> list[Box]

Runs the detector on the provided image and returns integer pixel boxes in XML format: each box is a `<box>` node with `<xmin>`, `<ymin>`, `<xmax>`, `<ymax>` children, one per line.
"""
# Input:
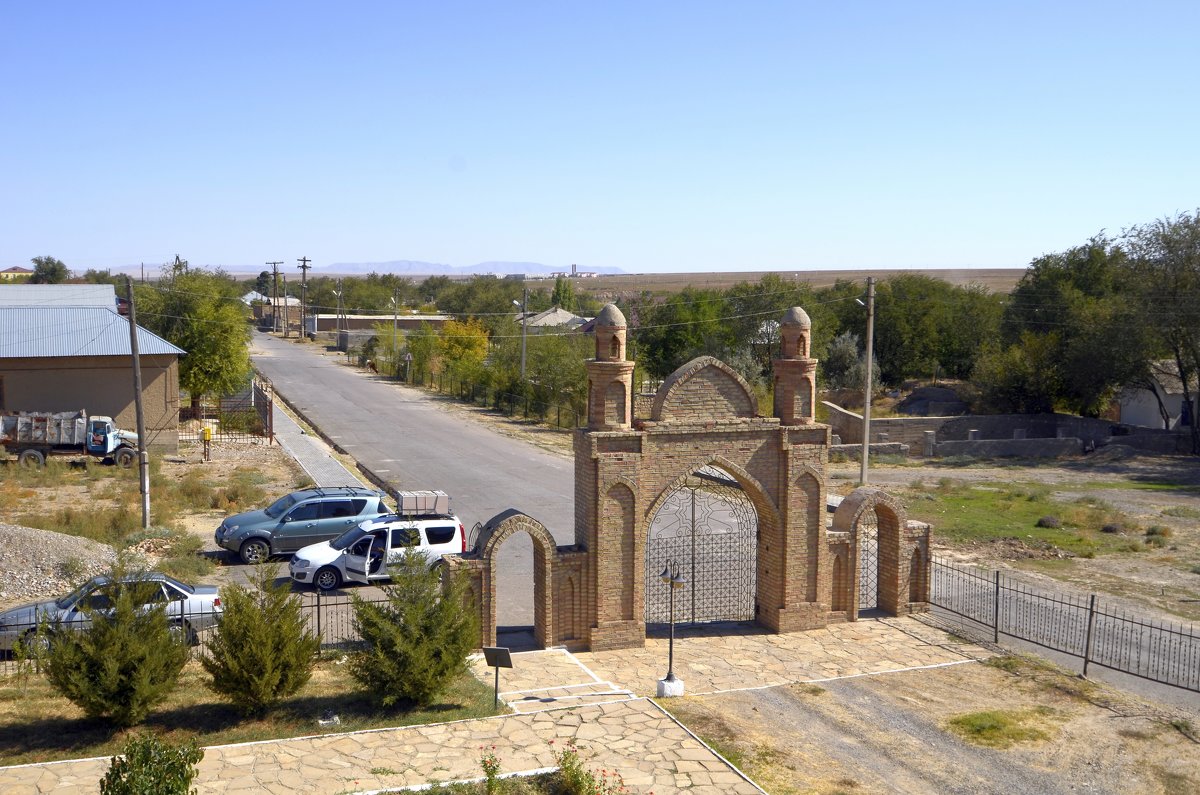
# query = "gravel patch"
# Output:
<box><xmin>0</xmin><ymin>523</ymin><xmax>117</xmax><ymax>607</ymax></box>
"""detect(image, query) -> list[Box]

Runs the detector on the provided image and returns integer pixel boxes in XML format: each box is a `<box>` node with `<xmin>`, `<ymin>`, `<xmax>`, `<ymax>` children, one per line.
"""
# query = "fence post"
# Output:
<box><xmin>1082</xmin><ymin>594</ymin><xmax>1097</xmax><ymax>678</ymax></box>
<box><xmin>992</xmin><ymin>570</ymin><xmax>1001</xmax><ymax>644</ymax></box>
<box><xmin>315</xmin><ymin>590</ymin><xmax>322</xmax><ymax>641</ymax></box>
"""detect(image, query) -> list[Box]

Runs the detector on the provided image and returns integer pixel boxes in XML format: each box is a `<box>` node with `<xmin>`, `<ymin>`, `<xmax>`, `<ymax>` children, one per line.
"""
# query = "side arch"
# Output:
<box><xmin>475</xmin><ymin>509</ymin><xmax>557</xmax><ymax>649</ymax></box>
<box><xmin>831</xmin><ymin>488</ymin><xmax>911</xmax><ymax>616</ymax></box>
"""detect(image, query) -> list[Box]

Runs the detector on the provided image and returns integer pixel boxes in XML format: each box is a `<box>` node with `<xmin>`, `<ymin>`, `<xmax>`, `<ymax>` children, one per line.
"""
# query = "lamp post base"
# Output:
<box><xmin>656</xmin><ymin>676</ymin><xmax>685</xmax><ymax>698</ymax></box>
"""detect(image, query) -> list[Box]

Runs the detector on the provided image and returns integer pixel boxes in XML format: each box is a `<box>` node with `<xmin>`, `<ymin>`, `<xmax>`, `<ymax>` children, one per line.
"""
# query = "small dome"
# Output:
<box><xmin>595</xmin><ymin>303</ymin><xmax>627</xmax><ymax>327</ymax></box>
<box><xmin>781</xmin><ymin>306</ymin><xmax>811</xmax><ymax>327</ymax></box>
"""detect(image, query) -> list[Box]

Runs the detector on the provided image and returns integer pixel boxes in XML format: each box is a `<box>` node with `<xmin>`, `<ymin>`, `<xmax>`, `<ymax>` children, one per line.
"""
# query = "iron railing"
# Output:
<box><xmin>413</xmin><ymin>371</ymin><xmax>584</xmax><ymax>430</ymax></box>
<box><xmin>930</xmin><ymin>556</ymin><xmax>1199</xmax><ymax>693</ymax></box>
<box><xmin>178</xmin><ymin>378</ymin><xmax>275</xmax><ymax>444</ymax></box>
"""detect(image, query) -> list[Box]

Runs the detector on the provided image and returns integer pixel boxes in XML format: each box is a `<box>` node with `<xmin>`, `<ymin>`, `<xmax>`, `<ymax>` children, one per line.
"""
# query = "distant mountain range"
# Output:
<box><xmin>315</xmin><ymin>260</ymin><xmax>626</xmax><ymax>276</ymax></box>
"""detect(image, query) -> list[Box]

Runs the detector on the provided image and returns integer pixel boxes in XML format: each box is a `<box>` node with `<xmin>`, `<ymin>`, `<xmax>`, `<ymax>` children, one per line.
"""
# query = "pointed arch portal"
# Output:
<box><xmin>645</xmin><ymin>465</ymin><xmax>758</xmax><ymax>624</ymax></box>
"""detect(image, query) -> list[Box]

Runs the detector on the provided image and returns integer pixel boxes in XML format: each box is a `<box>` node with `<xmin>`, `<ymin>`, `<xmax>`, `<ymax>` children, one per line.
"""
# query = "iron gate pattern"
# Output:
<box><xmin>645</xmin><ymin>466</ymin><xmax>757</xmax><ymax>624</ymax></box>
<box><xmin>857</xmin><ymin>508</ymin><xmax>879</xmax><ymax>612</ymax></box>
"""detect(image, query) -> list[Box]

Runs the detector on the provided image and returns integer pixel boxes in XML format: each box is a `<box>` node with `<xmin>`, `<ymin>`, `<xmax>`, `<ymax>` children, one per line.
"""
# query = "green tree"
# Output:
<box><xmin>971</xmin><ymin>333</ymin><xmax>1062</xmax><ymax>414</ymax></box>
<box><xmin>1123</xmin><ymin>211</ymin><xmax>1200</xmax><ymax>453</ymax></box>
<box><xmin>42</xmin><ymin>567</ymin><xmax>190</xmax><ymax>727</ymax></box>
<box><xmin>349</xmin><ymin>549</ymin><xmax>479</xmax><ymax>708</ymax></box>
<box><xmin>30</xmin><ymin>255</ymin><xmax>70</xmax><ymax>283</ymax></box>
<box><xmin>254</xmin><ymin>270</ymin><xmax>272</xmax><ymax>296</ymax></box>
<box><xmin>438</xmin><ymin>318</ymin><xmax>490</xmax><ymax>381</ymax></box>
<box><xmin>136</xmin><ymin>263</ymin><xmax>252</xmax><ymax>400</ymax></box>
<box><xmin>550</xmin><ymin>276</ymin><xmax>577</xmax><ymax>312</ymax></box>
<box><xmin>99</xmin><ymin>733</ymin><xmax>203</xmax><ymax>795</ymax></box>
<box><xmin>407</xmin><ymin>322</ymin><xmax>438</xmax><ymax>383</ymax></box>
<box><xmin>201</xmin><ymin>568</ymin><xmax>320</xmax><ymax>717</ymax></box>
<box><xmin>998</xmin><ymin>236</ymin><xmax>1149</xmax><ymax>416</ymax></box>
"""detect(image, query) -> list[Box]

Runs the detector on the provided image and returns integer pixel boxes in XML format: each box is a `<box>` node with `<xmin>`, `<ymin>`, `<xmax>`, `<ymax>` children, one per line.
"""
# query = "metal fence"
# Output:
<box><xmin>178</xmin><ymin>378</ymin><xmax>275</xmax><ymax>444</ymax></box>
<box><xmin>930</xmin><ymin>556</ymin><xmax>1200</xmax><ymax>693</ymax></box>
<box><xmin>417</xmin><ymin>371</ymin><xmax>584</xmax><ymax>430</ymax></box>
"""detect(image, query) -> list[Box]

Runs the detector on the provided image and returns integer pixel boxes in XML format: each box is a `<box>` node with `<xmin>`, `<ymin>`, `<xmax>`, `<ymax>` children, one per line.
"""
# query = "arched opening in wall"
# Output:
<box><xmin>909</xmin><ymin>547</ymin><xmax>926</xmax><ymax>603</ymax></box>
<box><xmin>645</xmin><ymin>464</ymin><xmax>758</xmax><ymax>626</ymax></box>
<box><xmin>493</xmin><ymin>530</ymin><xmax>536</xmax><ymax>649</ymax></box>
<box><xmin>857</xmin><ymin>506</ymin><xmax>882</xmax><ymax>616</ymax></box>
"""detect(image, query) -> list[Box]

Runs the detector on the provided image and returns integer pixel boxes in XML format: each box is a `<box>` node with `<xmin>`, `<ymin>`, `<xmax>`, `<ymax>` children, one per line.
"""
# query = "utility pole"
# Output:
<box><xmin>512</xmin><ymin>288</ymin><xmax>528</xmax><ymax>381</ymax></box>
<box><xmin>282</xmin><ymin>273</ymin><xmax>290</xmax><ymax>337</ymax></box>
<box><xmin>297</xmin><ymin>257</ymin><xmax>311</xmax><ymax>339</ymax></box>
<box><xmin>125</xmin><ymin>277</ymin><xmax>151</xmax><ymax>529</ymax></box>
<box><xmin>391</xmin><ymin>287</ymin><xmax>399</xmax><ymax>374</ymax></box>
<box><xmin>266</xmin><ymin>261</ymin><xmax>283</xmax><ymax>333</ymax></box>
<box><xmin>860</xmin><ymin>276</ymin><xmax>875</xmax><ymax>486</ymax></box>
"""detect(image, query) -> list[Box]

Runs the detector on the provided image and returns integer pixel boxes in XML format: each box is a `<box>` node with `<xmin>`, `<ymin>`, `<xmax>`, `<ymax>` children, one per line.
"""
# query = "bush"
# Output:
<box><xmin>350</xmin><ymin>549</ymin><xmax>479</xmax><ymax>707</ymax></box>
<box><xmin>43</xmin><ymin>564</ymin><xmax>190</xmax><ymax>727</ymax></box>
<box><xmin>1035</xmin><ymin>516</ymin><xmax>1062</xmax><ymax>528</ymax></box>
<box><xmin>202</xmin><ymin>567</ymin><xmax>320</xmax><ymax>717</ymax></box>
<box><xmin>99</xmin><ymin>733</ymin><xmax>203</xmax><ymax>795</ymax></box>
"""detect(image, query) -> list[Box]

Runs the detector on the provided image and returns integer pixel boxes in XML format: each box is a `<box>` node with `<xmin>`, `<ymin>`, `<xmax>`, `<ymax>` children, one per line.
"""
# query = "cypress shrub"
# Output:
<box><xmin>201</xmin><ymin>566</ymin><xmax>320</xmax><ymax>716</ymax></box>
<box><xmin>350</xmin><ymin>549</ymin><xmax>478</xmax><ymax>707</ymax></box>
<box><xmin>43</xmin><ymin>566</ymin><xmax>190</xmax><ymax>727</ymax></box>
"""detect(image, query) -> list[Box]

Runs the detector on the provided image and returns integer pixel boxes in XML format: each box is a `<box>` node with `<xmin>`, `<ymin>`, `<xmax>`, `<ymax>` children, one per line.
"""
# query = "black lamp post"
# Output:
<box><xmin>659</xmin><ymin>560</ymin><xmax>686</xmax><ymax>682</ymax></box>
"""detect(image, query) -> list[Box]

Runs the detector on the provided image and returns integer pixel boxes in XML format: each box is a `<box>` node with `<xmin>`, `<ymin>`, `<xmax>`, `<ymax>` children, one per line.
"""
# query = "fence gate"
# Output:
<box><xmin>645</xmin><ymin>466</ymin><xmax>757</xmax><ymax>624</ymax></box>
<box><xmin>858</xmin><ymin>508</ymin><xmax>879</xmax><ymax>613</ymax></box>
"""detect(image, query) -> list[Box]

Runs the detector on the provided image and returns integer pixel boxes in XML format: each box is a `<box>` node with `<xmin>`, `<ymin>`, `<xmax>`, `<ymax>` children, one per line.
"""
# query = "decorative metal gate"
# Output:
<box><xmin>858</xmin><ymin>508</ymin><xmax>879</xmax><ymax>613</ymax></box>
<box><xmin>645</xmin><ymin>466</ymin><xmax>757</xmax><ymax>624</ymax></box>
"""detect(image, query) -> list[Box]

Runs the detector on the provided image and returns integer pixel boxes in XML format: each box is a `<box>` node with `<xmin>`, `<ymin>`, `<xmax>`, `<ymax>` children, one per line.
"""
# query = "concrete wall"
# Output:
<box><xmin>0</xmin><ymin>354</ymin><xmax>180</xmax><ymax>452</ymax></box>
<box><xmin>822</xmin><ymin>401</ymin><xmax>951</xmax><ymax>451</ymax></box>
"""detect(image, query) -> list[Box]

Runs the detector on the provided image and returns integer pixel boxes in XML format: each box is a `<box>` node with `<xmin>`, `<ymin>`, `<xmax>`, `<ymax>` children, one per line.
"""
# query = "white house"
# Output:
<box><xmin>1118</xmin><ymin>360</ymin><xmax>1197</xmax><ymax>430</ymax></box>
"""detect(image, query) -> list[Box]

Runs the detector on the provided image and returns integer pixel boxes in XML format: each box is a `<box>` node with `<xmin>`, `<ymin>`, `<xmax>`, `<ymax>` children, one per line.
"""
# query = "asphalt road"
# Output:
<box><xmin>250</xmin><ymin>331</ymin><xmax>575</xmax><ymax>628</ymax></box>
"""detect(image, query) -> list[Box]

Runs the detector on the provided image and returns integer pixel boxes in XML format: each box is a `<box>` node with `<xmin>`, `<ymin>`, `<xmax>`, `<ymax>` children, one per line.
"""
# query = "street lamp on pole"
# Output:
<box><xmin>511</xmin><ymin>288</ymin><xmax>528</xmax><ymax>381</ymax></box>
<box><xmin>656</xmin><ymin>560</ymin><xmax>687</xmax><ymax>697</ymax></box>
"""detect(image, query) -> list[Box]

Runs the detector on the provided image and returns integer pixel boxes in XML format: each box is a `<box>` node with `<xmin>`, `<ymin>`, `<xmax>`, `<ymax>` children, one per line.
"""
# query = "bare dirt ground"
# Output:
<box><xmin>666</xmin><ymin>656</ymin><xmax>1199</xmax><ymax>795</ymax></box>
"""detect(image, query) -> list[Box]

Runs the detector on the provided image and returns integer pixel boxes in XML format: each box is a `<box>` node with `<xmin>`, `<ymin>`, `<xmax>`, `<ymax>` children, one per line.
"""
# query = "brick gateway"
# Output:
<box><xmin>447</xmin><ymin>305</ymin><xmax>931</xmax><ymax>651</ymax></box>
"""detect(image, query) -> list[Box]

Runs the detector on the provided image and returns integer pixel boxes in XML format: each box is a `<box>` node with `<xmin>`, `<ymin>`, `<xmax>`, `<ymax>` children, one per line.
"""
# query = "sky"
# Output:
<box><xmin>2</xmin><ymin>2</ymin><xmax>1197</xmax><ymax>274</ymax></box>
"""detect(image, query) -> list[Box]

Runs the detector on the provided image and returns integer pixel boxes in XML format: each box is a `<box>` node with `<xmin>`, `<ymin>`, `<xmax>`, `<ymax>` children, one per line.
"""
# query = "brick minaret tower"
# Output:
<box><xmin>773</xmin><ymin>306</ymin><xmax>818</xmax><ymax>425</ymax></box>
<box><xmin>586</xmin><ymin>303</ymin><xmax>635</xmax><ymax>430</ymax></box>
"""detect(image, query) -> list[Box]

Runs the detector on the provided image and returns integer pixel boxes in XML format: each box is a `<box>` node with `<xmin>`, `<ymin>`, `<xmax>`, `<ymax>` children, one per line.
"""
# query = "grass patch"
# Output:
<box><xmin>1161</xmin><ymin>506</ymin><xmax>1200</xmax><ymax>519</ymax></box>
<box><xmin>945</xmin><ymin>707</ymin><xmax>1057</xmax><ymax>748</ymax></box>
<box><xmin>901</xmin><ymin>480</ymin><xmax>1137</xmax><ymax>557</ymax></box>
<box><xmin>0</xmin><ymin>657</ymin><xmax>498</xmax><ymax>765</ymax></box>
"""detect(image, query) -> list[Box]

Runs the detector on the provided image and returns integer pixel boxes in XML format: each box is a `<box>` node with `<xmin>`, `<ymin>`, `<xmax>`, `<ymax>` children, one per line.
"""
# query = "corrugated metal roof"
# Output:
<box><xmin>0</xmin><ymin>284</ymin><xmax>119</xmax><ymax>307</ymax></box>
<box><xmin>0</xmin><ymin>307</ymin><xmax>185</xmax><ymax>358</ymax></box>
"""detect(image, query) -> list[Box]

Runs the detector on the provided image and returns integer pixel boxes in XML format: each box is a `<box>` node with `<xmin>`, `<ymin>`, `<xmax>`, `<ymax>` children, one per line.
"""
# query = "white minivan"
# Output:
<box><xmin>289</xmin><ymin>513</ymin><xmax>466</xmax><ymax>591</ymax></box>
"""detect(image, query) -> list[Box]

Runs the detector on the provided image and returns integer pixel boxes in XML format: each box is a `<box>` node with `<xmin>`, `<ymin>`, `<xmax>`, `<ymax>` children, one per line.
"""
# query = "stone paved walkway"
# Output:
<box><xmin>0</xmin><ymin>617</ymin><xmax>988</xmax><ymax>794</ymax></box>
<box><xmin>271</xmin><ymin>401</ymin><xmax>367</xmax><ymax>489</ymax></box>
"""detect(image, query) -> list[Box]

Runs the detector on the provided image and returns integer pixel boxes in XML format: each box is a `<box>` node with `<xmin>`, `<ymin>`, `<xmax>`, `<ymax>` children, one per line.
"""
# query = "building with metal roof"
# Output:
<box><xmin>0</xmin><ymin>283</ymin><xmax>120</xmax><ymax>307</ymax></box>
<box><xmin>0</xmin><ymin>303</ymin><xmax>184</xmax><ymax>452</ymax></box>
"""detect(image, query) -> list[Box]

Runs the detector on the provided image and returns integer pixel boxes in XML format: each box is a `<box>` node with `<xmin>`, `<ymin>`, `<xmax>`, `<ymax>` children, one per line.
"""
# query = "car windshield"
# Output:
<box><xmin>331</xmin><ymin>526</ymin><xmax>369</xmax><ymax>551</ymax></box>
<box><xmin>55</xmin><ymin>578</ymin><xmax>102</xmax><ymax>610</ymax></box>
<box><xmin>264</xmin><ymin>493</ymin><xmax>299</xmax><ymax>519</ymax></box>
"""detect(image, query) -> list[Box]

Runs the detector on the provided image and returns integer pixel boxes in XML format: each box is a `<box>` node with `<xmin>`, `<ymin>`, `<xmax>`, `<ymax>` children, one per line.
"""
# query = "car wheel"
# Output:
<box><xmin>314</xmin><ymin>567</ymin><xmax>342</xmax><ymax>592</ymax></box>
<box><xmin>114</xmin><ymin>448</ymin><xmax>136</xmax><ymax>468</ymax></box>
<box><xmin>239</xmin><ymin>539</ymin><xmax>270</xmax><ymax>565</ymax></box>
<box><xmin>169</xmin><ymin>621</ymin><xmax>198</xmax><ymax>647</ymax></box>
<box><xmin>17</xmin><ymin>450</ymin><xmax>46</xmax><ymax>469</ymax></box>
<box><xmin>21</xmin><ymin>629</ymin><xmax>51</xmax><ymax>656</ymax></box>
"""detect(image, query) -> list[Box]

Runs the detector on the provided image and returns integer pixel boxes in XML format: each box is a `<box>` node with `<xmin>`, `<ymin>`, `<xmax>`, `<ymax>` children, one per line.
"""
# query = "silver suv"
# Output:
<box><xmin>215</xmin><ymin>486</ymin><xmax>392</xmax><ymax>564</ymax></box>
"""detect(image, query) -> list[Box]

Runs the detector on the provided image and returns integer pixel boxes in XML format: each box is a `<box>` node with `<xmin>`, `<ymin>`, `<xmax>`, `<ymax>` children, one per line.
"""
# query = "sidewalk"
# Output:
<box><xmin>271</xmin><ymin>402</ymin><xmax>367</xmax><ymax>488</ymax></box>
<box><xmin>0</xmin><ymin>617</ymin><xmax>988</xmax><ymax>793</ymax></box>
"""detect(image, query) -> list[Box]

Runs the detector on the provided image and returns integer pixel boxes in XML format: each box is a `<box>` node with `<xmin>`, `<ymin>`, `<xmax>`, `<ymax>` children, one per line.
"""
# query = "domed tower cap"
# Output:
<box><xmin>595</xmin><ymin>303</ymin><xmax>627</xmax><ymax>327</ymax></box>
<box><xmin>781</xmin><ymin>306</ymin><xmax>811</xmax><ymax>327</ymax></box>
